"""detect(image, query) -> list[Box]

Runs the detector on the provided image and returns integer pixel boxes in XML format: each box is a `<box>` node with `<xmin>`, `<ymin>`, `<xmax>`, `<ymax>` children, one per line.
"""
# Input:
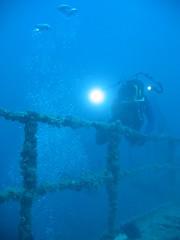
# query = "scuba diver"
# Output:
<box><xmin>96</xmin><ymin>72</ymin><xmax>163</xmax><ymax>145</ymax></box>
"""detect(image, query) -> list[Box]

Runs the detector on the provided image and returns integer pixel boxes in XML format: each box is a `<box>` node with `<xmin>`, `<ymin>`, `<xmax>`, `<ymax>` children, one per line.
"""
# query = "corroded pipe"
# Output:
<box><xmin>19</xmin><ymin>116</ymin><xmax>38</xmax><ymax>240</ymax></box>
<box><xmin>0</xmin><ymin>108</ymin><xmax>176</xmax><ymax>142</ymax></box>
<box><xmin>104</xmin><ymin>122</ymin><xmax>121</xmax><ymax>239</ymax></box>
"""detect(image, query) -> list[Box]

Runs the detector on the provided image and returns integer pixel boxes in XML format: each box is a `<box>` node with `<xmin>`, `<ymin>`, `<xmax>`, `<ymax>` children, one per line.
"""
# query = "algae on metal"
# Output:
<box><xmin>0</xmin><ymin>108</ymin><xmax>179</xmax><ymax>240</ymax></box>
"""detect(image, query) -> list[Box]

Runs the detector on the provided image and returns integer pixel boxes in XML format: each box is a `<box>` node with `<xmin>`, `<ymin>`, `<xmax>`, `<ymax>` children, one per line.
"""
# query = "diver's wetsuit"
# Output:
<box><xmin>96</xmin><ymin>96</ymin><xmax>155</xmax><ymax>145</ymax></box>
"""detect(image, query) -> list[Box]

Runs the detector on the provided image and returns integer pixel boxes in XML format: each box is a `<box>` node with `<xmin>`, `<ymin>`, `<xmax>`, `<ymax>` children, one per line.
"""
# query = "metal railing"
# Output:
<box><xmin>0</xmin><ymin>108</ymin><xmax>178</xmax><ymax>240</ymax></box>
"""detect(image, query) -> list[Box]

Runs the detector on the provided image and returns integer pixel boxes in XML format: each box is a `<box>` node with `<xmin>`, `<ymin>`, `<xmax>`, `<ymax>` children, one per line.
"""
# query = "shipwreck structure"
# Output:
<box><xmin>0</xmin><ymin>108</ymin><xmax>179</xmax><ymax>240</ymax></box>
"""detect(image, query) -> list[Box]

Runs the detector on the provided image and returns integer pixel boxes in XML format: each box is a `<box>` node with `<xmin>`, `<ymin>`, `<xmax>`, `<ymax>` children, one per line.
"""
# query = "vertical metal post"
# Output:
<box><xmin>105</xmin><ymin>124</ymin><xmax>121</xmax><ymax>239</ymax></box>
<box><xmin>19</xmin><ymin>118</ymin><xmax>38</xmax><ymax>240</ymax></box>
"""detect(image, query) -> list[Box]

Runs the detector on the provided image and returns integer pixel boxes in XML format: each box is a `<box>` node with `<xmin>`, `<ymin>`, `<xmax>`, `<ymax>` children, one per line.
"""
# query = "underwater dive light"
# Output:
<box><xmin>147</xmin><ymin>85</ymin><xmax>152</xmax><ymax>91</ymax></box>
<box><xmin>89</xmin><ymin>88</ymin><xmax>105</xmax><ymax>104</ymax></box>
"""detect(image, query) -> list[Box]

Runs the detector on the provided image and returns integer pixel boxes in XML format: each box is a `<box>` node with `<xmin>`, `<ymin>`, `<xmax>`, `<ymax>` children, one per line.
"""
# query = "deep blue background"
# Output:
<box><xmin>0</xmin><ymin>1</ymin><xmax>180</xmax><ymax>239</ymax></box>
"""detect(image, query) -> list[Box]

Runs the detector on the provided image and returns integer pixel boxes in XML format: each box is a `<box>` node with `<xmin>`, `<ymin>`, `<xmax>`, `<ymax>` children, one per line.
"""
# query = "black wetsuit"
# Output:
<box><xmin>96</xmin><ymin>96</ymin><xmax>155</xmax><ymax>145</ymax></box>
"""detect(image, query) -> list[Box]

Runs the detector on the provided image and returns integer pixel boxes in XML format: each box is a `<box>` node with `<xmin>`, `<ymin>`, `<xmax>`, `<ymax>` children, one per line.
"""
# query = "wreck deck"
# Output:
<box><xmin>132</xmin><ymin>202</ymin><xmax>180</xmax><ymax>240</ymax></box>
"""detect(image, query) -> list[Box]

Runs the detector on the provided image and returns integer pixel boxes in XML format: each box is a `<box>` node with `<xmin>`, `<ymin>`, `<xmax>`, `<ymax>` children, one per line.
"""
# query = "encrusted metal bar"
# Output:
<box><xmin>37</xmin><ymin>172</ymin><xmax>106</xmax><ymax>195</ymax></box>
<box><xmin>103</xmin><ymin>122</ymin><xmax>121</xmax><ymax>240</ymax></box>
<box><xmin>0</xmin><ymin>188</ymin><xmax>23</xmax><ymax>204</ymax></box>
<box><xmin>0</xmin><ymin>163</ymin><xmax>177</xmax><ymax>203</ymax></box>
<box><xmin>18</xmin><ymin>115</ymin><xmax>38</xmax><ymax>240</ymax></box>
<box><xmin>0</xmin><ymin>108</ymin><xmax>180</xmax><ymax>240</ymax></box>
<box><xmin>0</xmin><ymin>108</ymin><xmax>177</xmax><ymax>143</ymax></box>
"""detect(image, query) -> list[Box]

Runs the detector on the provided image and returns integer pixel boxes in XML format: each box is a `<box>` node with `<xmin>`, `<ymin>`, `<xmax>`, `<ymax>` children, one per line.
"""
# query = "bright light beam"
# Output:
<box><xmin>147</xmin><ymin>85</ymin><xmax>152</xmax><ymax>91</ymax></box>
<box><xmin>89</xmin><ymin>88</ymin><xmax>105</xmax><ymax>104</ymax></box>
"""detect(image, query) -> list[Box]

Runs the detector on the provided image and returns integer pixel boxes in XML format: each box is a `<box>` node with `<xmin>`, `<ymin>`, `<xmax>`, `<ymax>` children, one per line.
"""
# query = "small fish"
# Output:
<box><xmin>57</xmin><ymin>4</ymin><xmax>71</xmax><ymax>15</ymax></box>
<box><xmin>34</xmin><ymin>23</ymin><xmax>52</xmax><ymax>32</ymax></box>
<box><xmin>57</xmin><ymin>4</ymin><xmax>78</xmax><ymax>17</ymax></box>
<box><xmin>67</xmin><ymin>7</ymin><xmax>78</xmax><ymax>16</ymax></box>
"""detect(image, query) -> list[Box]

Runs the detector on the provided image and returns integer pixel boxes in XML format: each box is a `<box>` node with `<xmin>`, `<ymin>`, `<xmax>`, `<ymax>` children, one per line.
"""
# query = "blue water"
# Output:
<box><xmin>0</xmin><ymin>0</ymin><xmax>180</xmax><ymax>239</ymax></box>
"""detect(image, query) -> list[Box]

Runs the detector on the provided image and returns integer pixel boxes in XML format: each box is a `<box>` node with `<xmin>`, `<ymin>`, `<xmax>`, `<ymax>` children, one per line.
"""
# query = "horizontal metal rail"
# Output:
<box><xmin>0</xmin><ymin>108</ymin><xmax>179</xmax><ymax>240</ymax></box>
